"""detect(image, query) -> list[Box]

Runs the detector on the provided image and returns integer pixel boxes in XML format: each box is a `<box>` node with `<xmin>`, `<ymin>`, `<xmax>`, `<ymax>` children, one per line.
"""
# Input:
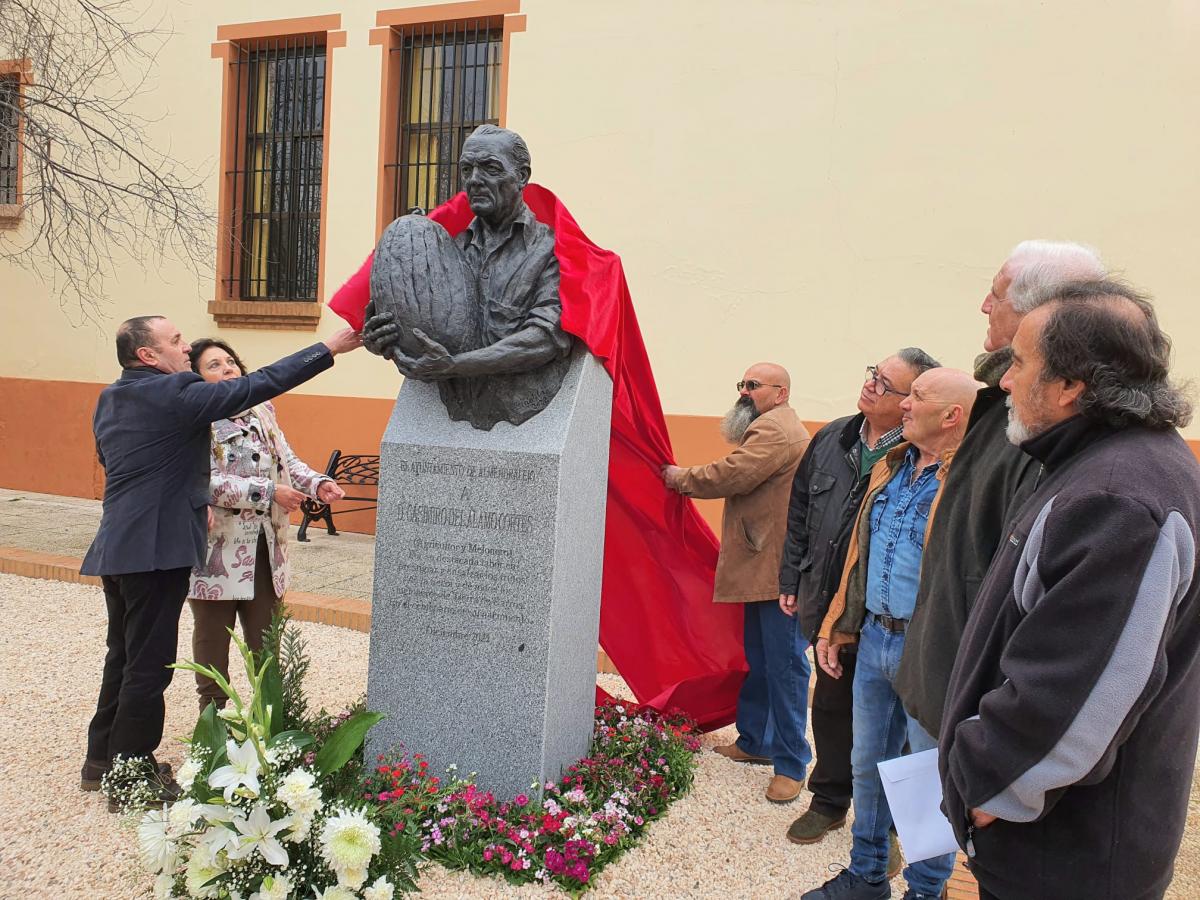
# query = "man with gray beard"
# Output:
<box><xmin>663</xmin><ymin>363</ymin><xmax>811</xmax><ymax>802</ymax></box>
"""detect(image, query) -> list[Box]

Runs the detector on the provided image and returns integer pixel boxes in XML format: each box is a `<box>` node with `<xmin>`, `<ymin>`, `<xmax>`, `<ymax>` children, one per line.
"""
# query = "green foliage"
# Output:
<box><xmin>261</xmin><ymin>610</ymin><xmax>311</xmax><ymax>732</ymax></box>
<box><xmin>315</xmin><ymin>711</ymin><xmax>387</xmax><ymax>776</ymax></box>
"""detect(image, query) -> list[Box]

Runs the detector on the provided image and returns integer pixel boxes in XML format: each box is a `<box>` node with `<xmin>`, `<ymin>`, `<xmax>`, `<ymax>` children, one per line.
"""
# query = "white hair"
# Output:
<box><xmin>1005</xmin><ymin>240</ymin><xmax>1106</xmax><ymax>313</ymax></box>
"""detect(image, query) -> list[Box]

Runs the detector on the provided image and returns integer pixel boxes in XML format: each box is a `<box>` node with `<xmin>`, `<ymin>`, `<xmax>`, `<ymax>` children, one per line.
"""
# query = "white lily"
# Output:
<box><xmin>227</xmin><ymin>804</ymin><xmax>290</xmax><ymax>867</ymax></box>
<box><xmin>209</xmin><ymin>739</ymin><xmax>261</xmax><ymax>801</ymax></box>
<box><xmin>201</xmin><ymin>823</ymin><xmax>240</xmax><ymax>856</ymax></box>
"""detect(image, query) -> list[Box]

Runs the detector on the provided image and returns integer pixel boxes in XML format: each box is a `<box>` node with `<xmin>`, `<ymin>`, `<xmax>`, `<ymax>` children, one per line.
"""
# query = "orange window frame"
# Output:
<box><xmin>370</xmin><ymin>1</ymin><xmax>526</xmax><ymax>239</ymax></box>
<box><xmin>209</xmin><ymin>16</ymin><xmax>346</xmax><ymax>329</ymax></box>
<box><xmin>0</xmin><ymin>58</ymin><xmax>32</xmax><ymax>226</ymax></box>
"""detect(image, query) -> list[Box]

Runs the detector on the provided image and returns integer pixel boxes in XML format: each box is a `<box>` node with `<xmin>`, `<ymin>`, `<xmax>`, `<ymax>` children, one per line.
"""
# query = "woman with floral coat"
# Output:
<box><xmin>187</xmin><ymin>338</ymin><xmax>346</xmax><ymax>710</ymax></box>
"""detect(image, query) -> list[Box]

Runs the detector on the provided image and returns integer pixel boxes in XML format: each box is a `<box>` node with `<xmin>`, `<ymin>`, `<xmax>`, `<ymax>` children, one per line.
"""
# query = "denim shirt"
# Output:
<box><xmin>864</xmin><ymin>446</ymin><xmax>941</xmax><ymax>620</ymax></box>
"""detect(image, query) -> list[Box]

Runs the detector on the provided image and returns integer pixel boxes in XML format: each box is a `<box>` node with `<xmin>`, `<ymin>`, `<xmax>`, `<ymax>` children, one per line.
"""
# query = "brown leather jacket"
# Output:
<box><xmin>677</xmin><ymin>406</ymin><xmax>810</xmax><ymax>602</ymax></box>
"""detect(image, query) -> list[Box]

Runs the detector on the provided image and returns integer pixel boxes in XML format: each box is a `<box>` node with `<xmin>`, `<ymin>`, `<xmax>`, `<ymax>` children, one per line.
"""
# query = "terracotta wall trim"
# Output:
<box><xmin>376</xmin><ymin>0</ymin><xmax>520</xmax><ymax>29</ymax></box>
<box><xmin>217</xmin><ymin>15</ymin><xmax>343</xmax><ymax>43</ymax></box>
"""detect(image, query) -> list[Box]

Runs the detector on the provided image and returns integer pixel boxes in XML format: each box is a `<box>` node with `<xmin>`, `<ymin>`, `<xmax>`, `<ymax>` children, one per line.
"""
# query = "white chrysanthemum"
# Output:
<box><xmin>319</xmin><ymin>808</ymin><xmax>380</xmax><ymax>889</ymax></box>
<box><xmin>153</xmin><ymin>872</ymin><xmax>175</xmax><ymax>899</ymax></box>
<box><xmin>312</xmin><ymin>885</ymin><xmax>357</xmax><ymax>900</ymax></box>
<box><xmin>209</xmin><ymin>739</ymin><xmax>262</xmax><ymax>801</ymax></box>
<box><xmin>337</xmin><ymin>866</ymin><xmax>368</xmax><ymax>891</ymax></box>
<box><xmin>177</xmin><ymin>757</ymin><xmax>200</xmax><ymax>792</ymax></box>
<box><xmin>183</xmin><ymin>841</ymin><xmax>224</xmax><ymax>899</ymax></box>
<box><xmin>362</xmin><ymin>875</ymin><xmax>395</xmax><ymax>900</ymax></box>
<box><xmin>250</xmin><ymin>873</ymin><xmax>292</xmax><ymax>900</ymax></box>
<box><xmin>277</xmin><ymin>768</ymin><xmax>323</xmax><ymax>818</ymax></box>
<box><xmin>227</xmin><ymin>804</ymin><xmax>290</xmax><ymax>867</ymax></box>
<box><xmin>167</xmin><ymin>798</ymin><xmax>202</xmax><ymax>835</ymax></box>
<box><xmin>285</xmin><ymin>810</ymin><xmax>314</xmax><ymax>843</ymax></box>
<box><xmin>138</xmin><ymin>808</ymin><xmax>178</xmax><ymax>874</ymax></box>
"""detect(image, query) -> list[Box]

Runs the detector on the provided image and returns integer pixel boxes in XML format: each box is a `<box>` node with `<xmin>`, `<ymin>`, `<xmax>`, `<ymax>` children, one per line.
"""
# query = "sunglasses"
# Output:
<box><xmin>737</xmin><ymin>380</ymin><xmax>783</xmax><ymax>392</ymax></box>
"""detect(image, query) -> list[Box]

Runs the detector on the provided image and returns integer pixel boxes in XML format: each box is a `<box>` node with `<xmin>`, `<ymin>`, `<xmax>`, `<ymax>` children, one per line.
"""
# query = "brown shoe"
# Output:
<box><xmin>766</xmin><ymin>774</ymin><xmax>804</xmax><ymax>803</ymax></box>
<box><xmin>712</xmin><ymin>743</ymin><xmax>771</xmax><ymax>765</ymax></box>
<box><xmin>786</xmin><ymin>807</ymin><xmax>847</xmax><ymax>844</ymax></box>
<box><xmin>887</xmin><ymin>830</ymin><xmax>903</xmax><ymax>879</ymax></box>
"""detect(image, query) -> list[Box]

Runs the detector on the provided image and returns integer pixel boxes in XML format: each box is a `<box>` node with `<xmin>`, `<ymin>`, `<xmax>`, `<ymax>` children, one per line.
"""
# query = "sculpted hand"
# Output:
<box><xmin>323</xmin><ymin>327</ymin><xmax>363</xmax><ymax>356</ymax></box>
<box><xmin>816</xmin><ymin>637</ymin><xmax>842</xmax><ymax>679</ymax></box>
<box><xmin>317</xmin><ymin>481</ymin><xmax>345</xmax><ymax>504</ymax></box>
<box><xmin>362</xmin><ymin>302</ymin><xmax>401</xmax><ymax>359</ymax></box>
<box><xmin>779</xmin><ymin>593</ymin><xmax>797</xmax><ymax>617</ymax></box>
<box><xmin>408</xmin><ymin>328</ymin><xmax>456</xmax><ymax>380</ymax></box>
<box><xmin>970</xmin><ymin>809</ymin><xmax>998</xmax><ymax>829</ymax></box>
<box><xmin>273</xmin><ymin>484</ymin><xmax>304</xmax><ymax>513</ymax></box>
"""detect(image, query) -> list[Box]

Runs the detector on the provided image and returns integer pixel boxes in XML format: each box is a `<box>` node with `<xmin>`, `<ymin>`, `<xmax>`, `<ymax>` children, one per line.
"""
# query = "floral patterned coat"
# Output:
<box><xmin>188</xmin><ymin>401</ymin><xmax>329</xmax><ymax>603</ymax></box>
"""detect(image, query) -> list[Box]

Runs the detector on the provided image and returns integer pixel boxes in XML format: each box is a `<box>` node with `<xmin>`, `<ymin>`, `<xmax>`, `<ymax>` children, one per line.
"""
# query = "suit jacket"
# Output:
<box><xmin>81</xmin><ymin>344</ymin><xmax>334</xmax><ymax>577</ymax></box>
<box><xmin>677</xmin><ymin>406</ymin><xmax>810</xmax><ymax>602</ymax></box>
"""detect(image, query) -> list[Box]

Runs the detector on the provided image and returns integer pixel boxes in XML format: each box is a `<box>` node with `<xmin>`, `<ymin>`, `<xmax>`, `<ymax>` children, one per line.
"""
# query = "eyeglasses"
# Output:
<box><xmin>864</xmin><ymin>366</ymin><xmax>910</xmax><ymax>398</ymax></box>
<box><xmin>737</xmin><ymin>380</ymin><xmax>783</xmax><ymax>392</ymax></box>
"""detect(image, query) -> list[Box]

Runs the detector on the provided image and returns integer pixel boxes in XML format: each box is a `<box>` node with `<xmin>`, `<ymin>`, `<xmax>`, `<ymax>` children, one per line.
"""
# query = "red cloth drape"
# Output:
<box><xmin>329</xmin><ymin>185</ymin><xmax>746</xmax><ymax>730</ymax></box>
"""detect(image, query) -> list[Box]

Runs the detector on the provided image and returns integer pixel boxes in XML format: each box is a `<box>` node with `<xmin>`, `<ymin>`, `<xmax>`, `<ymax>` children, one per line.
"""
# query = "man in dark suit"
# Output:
<box><xmin>80</xmin><ymin>315</ymin><xmax>361</xmax><ymax>799</ymax></box>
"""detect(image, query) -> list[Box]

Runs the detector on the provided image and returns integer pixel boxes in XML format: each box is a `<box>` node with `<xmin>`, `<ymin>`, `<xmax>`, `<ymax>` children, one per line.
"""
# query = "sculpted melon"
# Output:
<box><xmin>369</xmin><ymin>215</ymin><xmax>480</xmax><ymax>357</ymax></box>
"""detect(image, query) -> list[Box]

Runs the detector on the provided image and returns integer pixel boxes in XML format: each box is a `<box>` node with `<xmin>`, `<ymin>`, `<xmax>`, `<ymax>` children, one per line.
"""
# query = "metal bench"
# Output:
<box><xmin>297</xmin><ymin>451</ymin><xmax>381</xmax><ymax>542</ymax></box>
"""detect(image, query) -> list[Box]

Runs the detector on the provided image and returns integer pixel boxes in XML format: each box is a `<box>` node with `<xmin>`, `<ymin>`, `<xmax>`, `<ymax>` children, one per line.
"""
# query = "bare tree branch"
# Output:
<box><xmin>0</xmin><ymin>0</ymin><xmax>213</xmax><ymax>323</ymax></box>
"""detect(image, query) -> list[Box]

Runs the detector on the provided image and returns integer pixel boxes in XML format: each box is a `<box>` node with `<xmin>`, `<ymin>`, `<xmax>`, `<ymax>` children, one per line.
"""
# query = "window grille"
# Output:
<box><xmin>386</xmin><ymin>20</ymin><xmax>503</xmax><ymax>219</ymax></box>
<box><xmin>225</xmin><ymin>37</ymin><xmax>326</xmax><ymax>301</ymax></box>
<box><xmin>0</xmin><ymin>75</ymin><xmax>18</xmax><ymax>205</ymax></box>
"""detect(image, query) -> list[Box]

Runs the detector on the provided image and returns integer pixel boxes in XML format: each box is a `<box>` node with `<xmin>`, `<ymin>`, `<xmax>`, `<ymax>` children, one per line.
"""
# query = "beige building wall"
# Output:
<box><xmin>3</xmin><ymin>0</ymin><xmax>1200</xmax><ymax>432</ymax></box>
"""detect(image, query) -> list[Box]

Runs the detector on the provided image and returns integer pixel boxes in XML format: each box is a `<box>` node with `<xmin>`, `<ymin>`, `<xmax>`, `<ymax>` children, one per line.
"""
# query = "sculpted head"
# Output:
<box><xmin>459</xmin><ymin>125</ymin><xmax>531</xmax><ymax>228</ymax></box>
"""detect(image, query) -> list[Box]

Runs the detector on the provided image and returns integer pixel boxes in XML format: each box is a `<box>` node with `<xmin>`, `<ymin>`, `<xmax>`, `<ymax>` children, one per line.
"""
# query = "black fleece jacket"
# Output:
<box><xmin>939</xmin><ymin>416</ymin><xmax>1200</xmax><ymax>900</ymax></box>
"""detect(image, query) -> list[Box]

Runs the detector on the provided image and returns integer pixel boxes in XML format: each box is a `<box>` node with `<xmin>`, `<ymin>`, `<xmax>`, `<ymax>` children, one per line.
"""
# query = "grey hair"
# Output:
<box><xmin>896</xmin><ymin>346</ymin><xmax>942</xmax><ymax>376</ymax></box>
<box><xmin>467</xmin><ymin>124</ymin><xmax>531</xmax><ymax>173</ymax></box>
<box><xmin>1006</xmin><ymin>240</ymin><xmax>1105</xmax><ymax>314</ymax></box>
<box><xmin>1038</xmin><ymin>280</ymin><xmax>1192</xmax><ymax>430</ymax></box>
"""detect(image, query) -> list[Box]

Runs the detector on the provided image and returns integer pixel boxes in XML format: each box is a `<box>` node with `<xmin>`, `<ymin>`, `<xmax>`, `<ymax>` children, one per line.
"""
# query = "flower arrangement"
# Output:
<box><xmin>107</xmin><ymin>617</ymin><xmax>701</xmax><ymax>898</ymax></box>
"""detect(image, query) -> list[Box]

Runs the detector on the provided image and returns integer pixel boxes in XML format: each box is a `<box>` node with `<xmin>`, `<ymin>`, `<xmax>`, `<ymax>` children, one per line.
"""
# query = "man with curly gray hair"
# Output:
<box><xmin>940</xmin><ymin>281</ymin><xmax>1198</xmax><ymax>900</ymax></box>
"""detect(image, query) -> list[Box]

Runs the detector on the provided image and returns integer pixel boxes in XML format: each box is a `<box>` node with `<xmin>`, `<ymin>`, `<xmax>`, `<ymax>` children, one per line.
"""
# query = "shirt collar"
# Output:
<box><xmin>860</xmin><ymin>420</ymin><xmax>905</xmax><ymax>452</ymax></box>
<box><xmin>464</xmin><ymin>201</ymin><xmax>536</xmax><ymax>250</ymax></box>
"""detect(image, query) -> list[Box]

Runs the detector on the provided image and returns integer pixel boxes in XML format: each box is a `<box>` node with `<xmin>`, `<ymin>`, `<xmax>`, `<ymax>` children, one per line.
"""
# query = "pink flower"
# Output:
<box><xmin>515</xmin><ymin>793</ymin><xmax>529</xmax><ymax>806</ymax></box>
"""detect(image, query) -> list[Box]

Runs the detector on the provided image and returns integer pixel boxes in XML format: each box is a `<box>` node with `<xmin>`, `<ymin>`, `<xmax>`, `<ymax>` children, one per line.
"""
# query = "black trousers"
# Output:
<box><xmin>977</xmin><ymin>889</ymin><xmax>1000</xmax><ymax>900</ymax></box>
<box><xmin>806</xmin><ymin>645</ymin><xmax>858</xmax><ymax>817</ymax></box>
<box><xmin>86</xmin><ymin>567</ymin><xmax>190</xmax><ymax>762</ymax></box>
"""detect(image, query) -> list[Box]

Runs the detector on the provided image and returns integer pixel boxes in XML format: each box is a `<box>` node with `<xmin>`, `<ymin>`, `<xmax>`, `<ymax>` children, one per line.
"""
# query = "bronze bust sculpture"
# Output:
<box><xmin>362</xmin><ymin>125</ymin><xmax>573</xmax><ymax>429</ymax></box>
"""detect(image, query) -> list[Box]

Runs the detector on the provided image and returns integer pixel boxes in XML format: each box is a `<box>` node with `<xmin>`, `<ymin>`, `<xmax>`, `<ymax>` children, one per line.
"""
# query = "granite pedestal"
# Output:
<box><xmin>365</xmin><ymin>347</ymin><xmax>612</xmax><ymax>799</ymax></box>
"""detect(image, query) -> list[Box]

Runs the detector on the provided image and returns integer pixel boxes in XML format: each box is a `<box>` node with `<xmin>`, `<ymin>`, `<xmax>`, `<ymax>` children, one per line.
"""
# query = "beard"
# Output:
<box><xmin>720</xmin><ymin>395</ymin><xmax>760</xmax><ymax>444</ymax></box>
<box><xmin>1005</xmin><ymin>393</ymin><xmax>1051</xmax><ymax>445</ymax></box>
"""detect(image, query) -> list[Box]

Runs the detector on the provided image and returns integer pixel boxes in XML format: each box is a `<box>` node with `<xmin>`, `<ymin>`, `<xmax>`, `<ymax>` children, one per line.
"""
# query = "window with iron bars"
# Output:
<box><xmin>386</xmin><ymin>20</ymin><xmax>503</xmax><ymax>220</ymax></box>
<box><xmin>0</xmin><ymin>74</ymin><xmax>19</xmax><ymax>205</ymax></box>
<box><xmin>223</xmin><ymin>37</ymin><xmax>326</xmax><ymax>301</ymax></box>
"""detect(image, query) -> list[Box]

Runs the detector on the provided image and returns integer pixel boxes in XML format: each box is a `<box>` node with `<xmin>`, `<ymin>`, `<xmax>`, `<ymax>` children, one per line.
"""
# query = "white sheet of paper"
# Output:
<box><xmin>877</xmin><ymin>747</ymin><xmax>960</xmax><ymax>863</ymax></box>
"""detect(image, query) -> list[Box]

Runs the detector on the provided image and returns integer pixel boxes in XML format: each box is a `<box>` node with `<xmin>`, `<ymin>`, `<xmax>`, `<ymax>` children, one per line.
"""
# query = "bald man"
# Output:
<box><xmin>662</xmin><ymin>363</ymin><xmax>812</xmax><ymax>803</ymax></box>
<box><xmin>802</xmin><ymin>366</ymin><xmax>980</xmax><ymax>900</ymax></box>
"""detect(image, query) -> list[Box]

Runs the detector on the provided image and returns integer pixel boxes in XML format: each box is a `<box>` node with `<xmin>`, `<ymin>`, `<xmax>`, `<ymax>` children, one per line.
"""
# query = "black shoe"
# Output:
<box><xmin>800</xmin><ymin>867</ymin><xmax>892</xmax><ymax>900</ymax></box>
<box><xmin>899</xmin><ymin>890</ymin><xmax>941</xmax><ymax>900</ymax></box>
<box><xmin>81</xmin><ymin>757</ymin><xmax>173</xmax><ymax>792</ymax></box>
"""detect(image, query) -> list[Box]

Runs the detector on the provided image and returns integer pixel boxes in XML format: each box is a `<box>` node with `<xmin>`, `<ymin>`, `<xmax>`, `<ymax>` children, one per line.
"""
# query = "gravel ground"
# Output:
<box><xmin>1</xmin><ymin>572</ymin><xmax>1196</xmax><ymax>899</ymax></box>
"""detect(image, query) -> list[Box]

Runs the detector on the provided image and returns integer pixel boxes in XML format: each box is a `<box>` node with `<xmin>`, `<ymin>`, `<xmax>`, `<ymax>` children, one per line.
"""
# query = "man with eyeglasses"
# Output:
<box><xmin>777</xmin><ymin>348</ymin><xmax>938</xmax><ymax>852</ymax></box>
<box><xmin>662</xmin><ymin>363</ymin><xmax>811</xmax><ymax>803</ymax></box>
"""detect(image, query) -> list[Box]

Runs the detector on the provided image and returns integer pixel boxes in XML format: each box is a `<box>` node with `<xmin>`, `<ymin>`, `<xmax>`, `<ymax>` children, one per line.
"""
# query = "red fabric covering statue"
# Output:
<box><xmin>329</xmin><ymin>184</ymin><xmax>746</xmax><ymax>730</ymax></box>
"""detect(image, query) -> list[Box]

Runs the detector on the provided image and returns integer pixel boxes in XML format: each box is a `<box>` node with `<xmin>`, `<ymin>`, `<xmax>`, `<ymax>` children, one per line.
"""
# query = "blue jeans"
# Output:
<box><xmin>735</xmin><ymin>599</ymin><xmax>813</xmax><ymax>781</ymax></box>
<box><xmin>849</xmin><ymin>615</ymin><xmax>955</xmax><ymax>895</ymax></box>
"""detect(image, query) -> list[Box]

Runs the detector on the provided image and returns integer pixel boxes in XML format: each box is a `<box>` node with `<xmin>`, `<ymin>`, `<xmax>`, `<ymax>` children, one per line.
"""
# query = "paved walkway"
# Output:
<box><xmin>0</xmin><ymin>486</ymin><xmax>984</xmax><ymax>898</ymax></box>
<box><xmin>0</xmin><ymin>487</ymin><xmax>376</xmax><ymax>600</ymax></box>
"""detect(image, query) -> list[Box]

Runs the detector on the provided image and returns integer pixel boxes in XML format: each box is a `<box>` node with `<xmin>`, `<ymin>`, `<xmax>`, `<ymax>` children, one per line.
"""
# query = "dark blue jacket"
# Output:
<box><xmin>81</xmin><ymin>343</ymin><xmax>334</xmax><ymax>576</ymax></box>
